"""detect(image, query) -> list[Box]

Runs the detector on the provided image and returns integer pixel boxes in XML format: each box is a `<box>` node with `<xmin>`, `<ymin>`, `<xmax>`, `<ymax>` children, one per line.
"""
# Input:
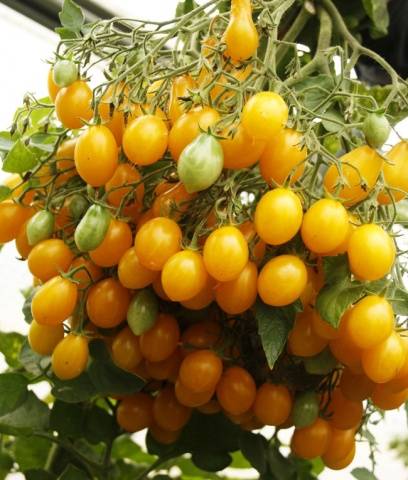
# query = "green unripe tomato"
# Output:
<box><xmin>52</xmin><ymin>60</ymin><xmax>78</xmax><ymax>88</ymax></box>
<box><xmin>323</xmin><ymin>134</ymin><xmax>342</xmax><ymax>155</ymax></box>
<box><xmin>26</xmin><ymin>210</ymin><xmax>55</xmax><ymax>246</ymax></box>
<box><xmin>304</xmin><ymin>347</ymin><xmax>338</xmax><ymax>375</ymax></box>
<box><xmin>127</xmin><ymin>289</ymin><xmax>159</xmax><ymax>335</ymax></box>
<box><xmin>292</xmin><ymin>391</ymin><xmax>319</xmax><ymax>428</ymax></box>
<box><xmin>177</xmin><ymin>133</ymin><xmax>224</xmax><ymax>193</ymax></box>
<box><xmin>363</xmin><ymin>113</ymin><xmax>391</xmax><ymax>149</ymax></box>
<box><xmin>74</xmin><ymin>204</ymin><xmax>111</xmax><ymax>252</ymax></box>
<box><xmin>69</xmin><ymin>194</ymin><xmax>89</xmax><ymax>221</ymax></box>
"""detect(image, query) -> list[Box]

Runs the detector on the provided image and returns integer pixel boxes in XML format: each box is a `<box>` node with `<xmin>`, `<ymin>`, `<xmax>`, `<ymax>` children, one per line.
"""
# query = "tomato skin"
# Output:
<box><xmin>75</xmin><ymin>205</ymin><xmax>111</xmax><ymax>252</ymax></box>
<box><xmin>53</xmin><ymin>60</ymin><xmax>78</xmax><ymax>87</ymax></box>
<box><xmin>323</xmin><ymin>145</ymin><xmax>382</xmax><ymax>205</ymax></box>
<box><xmin>28</xmin><ymin>239</ymin><xmax>74</xmax><ymax>283</ymax></box>
<box><xmin>288</xmin><ymin>310</ymin><xmax>328</xmax><ymax>357</ymax></box>
<box><xmin>175</xmin><ymin>379</ymin><xmax>215</xmax><ymax>408</ymax></box>
<box><xmin>292</xmin><ymin>392</ymin><xmax>319</xmax><ymax>428</ymax></box>
<box><xmin>254</xmin><ymin>383</ymin><xmax>292</xmax><ymax>426</ymax></box>
<box><xmin>347</xmin><ymin>224</ymin><xmax>395</xmax><ymax>281</ymax></box>
<box><xmin>254</xmin><ymin>188</ymin><xmax>303</xmax><ymax>246</ymax></box>
<box><xmin>223</xmin><ymin>0</ymin><xmax>259</xmax><ymax>61</ymax></box>
<box><xmin>116</xmin><ymin>393</ymin><xmax>154</xmax><ymax>432</ymax></box>
<box><xmin>47</xmin><ymin>69</ymin><xmax>61</xmax><ymax>102</ymax></box>
<box><xmin>152</xmin><ymin>182</ymin><xmax>194</xmax><ymax>220</ymax></box>
<box><xmin>149</xmin><ymin>424</ymin><xmax>181</xmax><ymax>445</ymax></box>
<box><xmin>197</xmin><ymin>398</ymin><xmax>221</xmax><ymax>415</ymax></box>
<box><xmin>168</xmin><ymin>75</ymin><xmax>196</xmax><ymax>124</ymax></box>
<box><xmin>215</xmin><ymin>261</ymin><xmax>258</xmax><ymax>314</ymax></box>
<box><xmin>118</xmin><ymin>247</ymin><xmax>158</xmax><ymax>290</ymax></box>
<box><xmin>216</xmin><ymin>366</ymin><xmax>256</xmax><ymax>416</ymax></box>
<box><xmin>140</xmin><ymin>313</ymin><xmax>180</xmax><ymax>362</ymax></box>
<box><xmin>26</xmin><ymin>210</ymin><xmax>55</xmax><ymax>246</ymax></box>
<box><xmin>86</xmin><ymin>278</ymin><xmax>130</xmax><ymax>329</ymax></box>
<box><xmin>123</xmin><ymin>115</ymin><xmax>168</xmax><ymax>166</ymax></box>
<box><xmin>327</xmin><ymin>388</ymin><xmax>363</xmax><ymax>430</ymax></box>
<box><xmin>55</xmin><ymin>80</ymin><xmax>93</xmax><ymax>129</ymax></box>
<box><xmin>15</xmin><ymin>221</ymin><xmax>32</xmax><ymax>259</ymax></box>
<box><xmin>346</xmin><ymin>295</ymin><xmax>394</xmax><ymax>350</ymax></box>
<box><xmin>370</xmin><ymin>384</ymin><xmax>408</xmax><ymax>410</ymax></box>
<box><xmin>323</xmin><ymin>443</ymin><xmax>355</xmax><ymax>470</ymax></box>
<box><xmin>238</xmin><ymin>221</ymin><xmax>265</xmax><ymax>265</ymax></box>
<box><xmin>260</xmin><ymin>129</ymin><xmax>306</xmax><ymax>185</ymax></box>
<box><xmin>153</xmin><ymin>386</ymin><xmax>192</xmax><ymax>432</ymax></box>
<box><xmin>322</xmin><ymin>427</ymin><xmax>355</xmax><ymax>466</ymax></box>
<box><xmin>181</xmin><ymin>320</ymin><xmax>221</xmax><ymax>354</ymax></box>
<box><xmin>384</xmin><ymin>337</ymin><xmax>408</xmax><ymax>393</ymax></box>
<box><xmin>162</xmin><ymin>250</ymin><xmax>208</xmax><ymax>302</ymax></box>
<box><xmin>310</xmin><ymin>309</ymin><xmax>338</xmax><ymax>341</ymax></box>
<box><xmin>69</xmin><ymin>257</ymin><xmax>103</xmax><ymax>287</ymax></box>
<box><xmin>378</xmin><ymin>141</ymin><xmax>408</xmax><ymax>204</ymax></box>
<box><xmin>32</xmin><ymin>276</ymin><xmax>78</xmax><ymax>326</ymax></box>
<box><xmin>52</xmin><ymin>334</ymin><xmax>89</xmax><ymax>380</ymax></box>
<box><xmin>98</xmin><ymin>84</ymin><xmax>126</xmax><ymax>145</ymax></box>
<box><xmin>181</xmin><ymin>275</ymin><xmax>216</xmax><ymax>310</ymax></box>
<box><xmin>363</xmin><ymin>113</ymin><xmax>390</xmax><ymax>149</ymax></box>
<box><xmin>291</xmin><ymin>418</ymin><xmax>331</xmax><ymax>459</ymax></box>
<box><xmin>127</xmin><ymin>289</ymin><xmax>159</xmax><ymax>336</ymax></box>
<box><xmin>179</xmin><ymin>350</ymin><xmax>223</xmax><ymax>393</ymax></box>
<box><xmin>329</xmin><ymin>315</ymin><xmax>362</xmax><ymax>372</ymax></box>
<box><xmin>258</xmin><ymin>255</ymin><xmax>307</xmax><ymax>307</ymax></box>
<box><xmin>301</xmin><ymin>199</ymin><xmax>349</xmax><ymax>254</ymax></box>
<box><xmin>339</xmin><ymin>369</ymin><xmax>375</xmax><ymax>402</ymax></box>
<box><xmin>105</xmin><ymin>163</ymin><xmax>144</xmax><ymax>217</ymax></box>
<box><xmin>169</xmin><ymin>107</ymin><xmax>220</xmax><ymax>161</ymax></box>
<box><xmin>0</xmin><ymin>202</ymin><xmax>33</xmax><ymax>243</ymax></box>
<box><xmin>203</xmin><ymin>226</ymin><xmax>248</xmax><ymax>282</ymax></box>
<box><xmin>362</xmin><ymin>331</ymin><xmax>405</xmax><ymax>384</ymax></box>
<box><xmin>220</xmin><ymin>123</ymin><xmax>266</xmax><ymax>169</ymax></box>
<box><xmin>242</xmin><ymin>92</ymin><xmax>288</xmax><ymax>140</ymax></box>
<box><xmin>112</xmin><ymin>326</ymin><xmax>142</xmax><ymax>371</ymax></box>
<box><xmin>75</xmin><ymin>125</ymin><xmax>118</xmax><ymax>186</ymax></box>
<box><xmin>145</xmin><ymin>348</ymin><xmax>182</xmax><ymax>382</ymax></box>
<box><xmin>135</xmin><ymin>217</ymin><xmax>182</xmax><ymax>271</ymax></box>
<box><xmin>28</xmin><ymin>320</ymin><xmax>64</xmax><ymax>356</ymax></box>
<box><xmin>90</xmin><ymin>219</ymin><xmax>132</xmax><ymax>267</ymax></box>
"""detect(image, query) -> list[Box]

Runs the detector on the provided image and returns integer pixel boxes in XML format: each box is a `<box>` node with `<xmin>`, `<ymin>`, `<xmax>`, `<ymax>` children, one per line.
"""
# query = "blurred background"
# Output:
<box><xmin>0</xmin><ymin>1</ymin><xmax>407</xmax><ymax>479</ymax></box>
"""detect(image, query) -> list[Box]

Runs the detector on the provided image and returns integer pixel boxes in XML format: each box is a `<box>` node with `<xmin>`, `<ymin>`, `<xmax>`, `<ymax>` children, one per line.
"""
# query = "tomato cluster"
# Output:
<box><xmin>2</xmin><ymin>0</ymin><xmax>408</xmax><ymax>474</ymax></box>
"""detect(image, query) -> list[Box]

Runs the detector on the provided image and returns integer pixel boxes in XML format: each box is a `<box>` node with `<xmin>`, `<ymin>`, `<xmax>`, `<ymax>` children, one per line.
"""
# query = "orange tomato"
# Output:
<box><xmin>220</xmin><ymin>124</ymin><xmax>266</xmax><ymax>169</ymax></box>
<box><xmin>55</xmin><ymin>80</ymin><xmax>93</xmax><ymax>129</ymax></box>
<box><xmin>90</xmin><ymin>219</ymin><xmax>133</xmax><ymax>267</ymax></box>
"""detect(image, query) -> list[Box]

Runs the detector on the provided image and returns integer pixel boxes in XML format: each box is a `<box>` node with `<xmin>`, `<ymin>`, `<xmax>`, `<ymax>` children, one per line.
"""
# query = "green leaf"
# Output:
<box><xmin>111</xmin><ymin>435</ymin><xmax>156</xmax><ymax>464</ymax></box>
<box><xmin>0</xmin><ymin>392</ymin><xmax>49</xmax><ymax>435</ymax></box>
<box><xmin>255</xmin><ymin>300</ymin><xmax>300</xmax><ymax>369</ymax></box>
<box><xmin>351</xmin><ymin>467</ymin><xmax>378</xmax><ymax>480</ymax></box>
<box><xmin>0</xmin><ymin>373</ymin><xmax>28</xmax><ymax>415</ymax></box>
<box><xmin>13</xmin><ymin>436</ymin><xmax>52</xmax><ymax>471</ymax></box>
<box><xmin>84</xmin><ymin>404</ymin><xmax>117</xmax><ymax>444</ymax></box>
<box><xmin>22</xmin><ymin>287</ymin><xmax>38</xmax><ymax>324</ymax></box>
<box><xmin>362</xmin><ymin>0</ymin><xmax>389</xmax><ymax>37</ymax></box>
<box><xmin>175</xmin><ymin>457</ymin><xmax>222</xmax><ymax>479</ymax></box>
<box><xmin>0</xmin><ymin>452</ymin><xmax>13</xmax><ymax>480</ymax></box>
<box><xmin>292</xmin><ymin>74</ymin><xmax>335</xmax><ymax>111</ymax></box>
<box><xmin>191</xmin><ymin>450</ymin><xmax>232</xmax><ymax>472</ymax></box>
<box><xmin>267</xmin><ymin>445</ymin><xmax>295</xmax><ymax>480</ymax></box>
<box><xmin>58</xmin><ymin>0</ymin><xmax>84</xmax><ymax>30</ymax></box>
<box><xmin>30</xmin><ymin>133</ymin><xmax>59</xmax><ymax>153</ymax></box>
<box><xmin>24</xmin><ymin>470</ymin><xmax>56</xmax><ymax>480</ymax></box>
<box><xmin>0</xmin><ymin>331</ymin><xmax>25</xmax><ymax>368</ymax></box>
<box><xmin>176</xmin><ymin>0</ymin><xmax>198</xmax><ymax>17</ymax></box>
<box><xmin>239</xmin><ymin>431</ymin><xmax>267</xmax><ymax>474</ymax></box>
<box><xmin>51</xmin><ymin>372</ymin><xmax>97</xmax><ymax>403</ymax></box>
<box><xmin>58</xmin><ymin>464</ymin><xmax>89</xmax><ymax>480</ymax></box>
<box><xmin>0</xmin><ymin>186</ymin><xmax>11</xmax><ymax>202</ymax></box>
<box><xmin>50</xmin><ymin>400</ymin><xmax>85</xmax><ymax>437</ymax></box>
<box><xmin>0</xmin><ymin>132</ymin><xmax>14</xmax><ymax>152</ymax></box>
<box><xmin>55</xmin><ymin>27</ymin><xmax>79</xmax><ymax>39</ymax></box>
<box><xmin>322</xmin><ymin>109</ymin><xmax>345</xmax><ymax>133</ymax></box>
<box><xmin>108</xmin><ymin>460</ymin><xmax>147</xmax><ymax>480</ymax></box>
<box><xmin>388</xmin><ymin>286</ymin><xmax>408</xmax><ymax>315</ymax></box>
<box><xmin>230</xmin><ymin>451</ymin><xmax>252</xmax><ymax>469</ymax></box>
<box><xmin>19</xmin><ymin>341</ymin><xmax>50</xmax><ymax>376</ymax></box>
<box><xmin>3</xmin><ymin>139</ymin><xmax>39</xmax><ymax>173</ymax></box>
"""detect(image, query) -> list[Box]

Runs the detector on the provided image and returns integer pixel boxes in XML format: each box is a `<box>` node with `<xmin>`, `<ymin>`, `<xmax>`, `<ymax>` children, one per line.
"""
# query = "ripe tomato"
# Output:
<box><xmin>362</xmin><ymin>331</ymin><xmax>405</xmax><ymax>383</ymax></box>
<box><xmin>339</xmin><ymin>368</ymin><xmax>375</xmax><ymax>402</ymax></box>
<box><xmin>152</xmin><ymin>182</ymin><xmax>194</xmax><ymax>220</ymax></box>
<box><xmin>123</xmin><ymin>115</ymin><xmax>168</xmax><ymax>166</ymax></box>
<box><xmin>253</xmin><ymin>383</ymin><xmax>292</xmax><ymax>426</ymax></box>
<box><xmin>292</xmin><ymin>392</ymin><xmax>319</xmax><ymax>428</ymax></box>
<box><xmin>28</xmin><ymin>320</ymin><xmax>64</xmax><ymax>356</ymax></box>
<box><xmin>55</xmin><ymin>80</ymin><xmax>93</xmax><ymax>129</ymax></box>
<box><xmin>0</xmin><ymin>201</ymin><xmax>33</xmax><ymax>243</ymax></box>
<box><xmin>168</xmin><ymin>107</ymin><xmax>220</xmax><ymax>161</ymax></box>
<box><xmin>26</xmin><ymin>210</ymin><xmax>54</xmax><ymax>246</ymax></box>
<box><xmin>98</xmin><ymin>84</ymin><xmax>126</xmax><ymax>145</ymax></box>
<box><xmin>300</xmin><ymin>265</ymin><xmax>324</xmax><ymax>309</ymax></box>
<box><xmin>140</xmin><ymin>313</ymin><xmax>180</xmax><ymax>362</ymax></box>
<box><xmin>371</xmin><ymin>384</ymin><xmax>408</xmax><ymax>410</ymax></box>
<box><xmin>28</xmin><ymin>239</ymin><xmax>74</xmax><ymax>282</ymax></box>
<box><xmin>145</xmin><ymin>348</ymin><xmax>182</xmax><ymax>382</ymax></box>
<box><xmin>32</xmin><ymin>276</ymin><xmax>78</xmax><ymax>326</ymax></box>
<box><xmin>326</xmin><ymin>213</ymin><xmax>359</xmax><ymax>256</ymax></box>
<box><xmin>111</xmin><ymin>326</ymin><xmax>142</xmax><ymax>371</ymax></box>
<box><xmin>220</xmin><ymin>123</ymin><xmax>266</xmax><ymax>169</ymax></box>
<box><xmin>74</xmin><ymin>125</ymin><xmax>118</xmax><ymax>186</ymax></box>
<box><xmin>105</xmin><ymin>163</ymin><xmax>144</xmax><ymax>218</ymax></box>
<box><xmin>238</xmin><ymin>221</ymin><xmax>265</xmax><ymax>264</ymax></box>
<box><xmin>86</xmin><ymin>278</ymin><xmax>130</xmax><ymax>328</ymax></box>
<box><xmin>288</xmin><ymin>310</ymin><xmax>328</xmax><ymax>357</ymax></box>
<box><xmin>152</xmin><ymin>277</ymin><xmax>171</xmax><ymax>301</ymax></box>
<box><xmin>329</xmin><ymin>311</ymin><xmax>362</xmax><ymax>372</ymax></box>
<box><xmin>2</xmin><ymin>174</ymin><xmax>34</xmax><ymax>205</ymax></box>
<box><xmin>291</xmin><ymin>418</ymin><xmax>331</xmax><ymax>459</ymax></box>
<box><xmin>323</xmin><ymin>443</ymin><xmax>355</xmax><ymax>470</ymax></box>
<box><xmin>327</xmin><ymin>388</ymin><xmax>363</xmax><ymax>430</ymax></box>
<box><xmin>90</xmin><ymin>219</ymin><xmax>132</xmax><ymax>267</ymax></box>
<box><xmin>116</xmin><ymin>393</ymin><xmax>154</xmax><ymax>432</ymax></box>
<box><xmin>348</xmin><ymin>224</ymin><xmax>395</xmax><ymax>281</ymax></box>
<box><xmin>378</xmin><ymin>141</ymin><xmax>408</xmax><ymax>204</ymax></box>
<box><xmin>223</xmin><ymin>0</ymin><xmax>259</xmax><ymax>61</ymax></box>
<box><xmin>137</xmin><ymin>209</ymin><xmax>155</xmax><ymax>230</ymax></box>
<box><xmin>322</xmin><ymin>427</ymin><xmax>355</xmax><ymax>466</ymax></box>
<box><xmin>323</xmin><ymin>145</ymin><xmax>382</xmax><ymax>205</ymax></box>
<box><xmin>162</xmin><ymin>250</ymin><xmax>208</xmax><ymax>302</ymax></box>
<box><xmin>216</xmin><ymin>366</ymin><xmax>256</xmax><ymax>416</ymax></box>
<box><xmin>203</xmin><ymin>226</ymin><xmax>248</xmax><ymax>281</ymax></box>
<box><xmin>168</xmin><ymin>75</ymin><xmax>196</xmax><ymax>124</ymax></box>
<box><xmin>310</xmin><ymin>309</ymin><xmax>338</xmax><ymax>341</ymax></box>
<box><xmin>215</xmin><ymin>261</ymin><xmax>257</xmax><ymax>314</ymax></box>
<box><xmin>47</xmin><ymin>68</ymin><xmax>61</xmax><ymax>102</ymax></box>
<box><xmin>69</xmin><ymin>257</ymin><xmax>103</xmax><ymax>287</ymax></box>
<box><xmin>181</xmin><ymin>320</ymin><xmax>221</xmax><ymax>354</ymax></box>
<box><xmin>15</xmin><ymin>221</ymin><xmax>32</xmax><ymax>259</ymax></box>
<box><xmin>181</xmin><ymin>275</ymin><xmax>216</xmax><ymax>310</ymax></box>
<box><xmin>254</xmin><ymin>188</ymin><xmax>303</xmax><ymax>245</ymax></box>
<box><xmin>52</xmin><ymin>334</ymin><xmax>89</xmax><ymax>380</ymax></box>
<box><xmin>135</xmin><ymin>217</ymin><xmax>182</xmax><ymax>271</ymax></box>
<box><xmin>258</xmin><ymin>255</ymin><xmax>307</xmax><ymax>306</ymax></box>
<box><xmin>118</xmin><ymin>247</ymin><xmax>158</xmax><ymax>290</ymax></box>
<box><xmin>346</xmin><ymin>295</ymin><xmax>394</xmax><ymax>349</ymax></box>
<box><xmin>149</xmin><ymin>424</ymin><xmax>181</xmax><ymax>445</ymax></box>
<box><xmin>197</xmin><ymin>398</ymin><xmax>221</xmax><ymax>415</ymax></box>
<box><xmin>175</xmin><ymin>379</ymin><xmax>215</xmax><ymax>408</ymax></box>
<box><xmin>260</xmin><ymin>129</ymin><xmax>306</xmax><ymax>185</ymax></box>
<box><xmin>384</xmin><ymin>337</ymin><xmax>408</xmax><ymax>393</ymax></box>
<box><xmin>179</xmin><ymin>349</ymin><xmax>222</xmax><ymax>393</ymax></box>
<box><xmin>153</xmin><ymin>386</ymin><xmax>192</xmax><ymax>431</ymax></box>
<box><xmin>301</xmin><ymin>199</ymin><xmax>349</xmax><ymax>254</ymax></box>
<box><xmin>242</xmin><ymin>92</ymin><xmax>288</xmax><ymax>140</ymax></box>
<box><xmin>55</xmin><ymin>138</ymin><xmax>77</xmax><ymax>186</ymax></box>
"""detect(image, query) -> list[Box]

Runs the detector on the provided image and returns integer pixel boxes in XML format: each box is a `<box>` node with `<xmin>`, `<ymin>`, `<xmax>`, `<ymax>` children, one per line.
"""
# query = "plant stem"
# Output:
<box><xmin>44</xmin><ymin>443</ymin><xmax>59</xmax><ymax>472</ymax></box>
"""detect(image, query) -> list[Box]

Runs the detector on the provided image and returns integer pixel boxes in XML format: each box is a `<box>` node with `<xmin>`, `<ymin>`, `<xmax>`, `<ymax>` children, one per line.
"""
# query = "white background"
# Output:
<box><xmin>0</xmin><ymin>2</ymin><xmax>407</xmax><ymax>479</ymax></box>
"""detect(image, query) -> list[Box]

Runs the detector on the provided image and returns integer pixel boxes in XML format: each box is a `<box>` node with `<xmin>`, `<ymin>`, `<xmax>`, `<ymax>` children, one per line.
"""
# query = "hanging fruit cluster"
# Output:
<box><xmin>1</xmin><ymin>0</ymin><xmax>408</xmax><ymax>478</ymax></box>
